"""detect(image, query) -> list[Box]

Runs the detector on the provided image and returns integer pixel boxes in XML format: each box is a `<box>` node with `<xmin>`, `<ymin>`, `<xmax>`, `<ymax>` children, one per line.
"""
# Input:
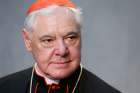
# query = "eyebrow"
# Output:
<box><xmin>65</xmin><ymin>31</ymin><xmax>80</xmax><ymax>37</ymax></box>
<box><xmin>38</xmin><ymin>31</ymin><xmax>80</xmax><ymax>40</ymax></box>
<box><xmin>39</xmin><ymin>35</ymin><xmax>55</xmax><ymax>40</ymax></box>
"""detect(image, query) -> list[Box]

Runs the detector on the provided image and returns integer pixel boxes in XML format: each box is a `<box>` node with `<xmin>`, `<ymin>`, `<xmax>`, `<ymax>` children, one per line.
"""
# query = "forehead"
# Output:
<box><xmin>32</xmin><ymin>8</ymin><xmax>80</xmax><ymax>36</ymax></box>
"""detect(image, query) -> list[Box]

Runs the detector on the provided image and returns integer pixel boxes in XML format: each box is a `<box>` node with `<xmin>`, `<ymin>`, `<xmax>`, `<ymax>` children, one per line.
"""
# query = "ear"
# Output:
<box><xmin>22</xmin><ymin>28</ymin><xmax>32</xmax><ymax>52</ymax></box>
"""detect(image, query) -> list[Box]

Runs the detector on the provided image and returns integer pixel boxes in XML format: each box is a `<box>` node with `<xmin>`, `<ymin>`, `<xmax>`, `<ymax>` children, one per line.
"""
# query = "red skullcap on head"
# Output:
<box><xmin>27</xmin><ymin>0</ymin><xmax>76</xmax><ymax>15</ymax></box>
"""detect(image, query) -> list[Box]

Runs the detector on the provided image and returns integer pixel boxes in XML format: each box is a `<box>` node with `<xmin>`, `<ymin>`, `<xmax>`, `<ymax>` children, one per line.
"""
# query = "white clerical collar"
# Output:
<box><xmin>34</xmin><ymin>63</ymin><xmax>60</xmax><ymax>85</ymax></box>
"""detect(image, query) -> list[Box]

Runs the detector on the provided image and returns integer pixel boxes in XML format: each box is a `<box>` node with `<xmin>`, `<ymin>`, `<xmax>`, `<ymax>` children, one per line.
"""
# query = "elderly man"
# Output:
<box><xmin>0</xmin><ymin>0</ymin><xmax>121</xmax><ymax>93</ymax></box>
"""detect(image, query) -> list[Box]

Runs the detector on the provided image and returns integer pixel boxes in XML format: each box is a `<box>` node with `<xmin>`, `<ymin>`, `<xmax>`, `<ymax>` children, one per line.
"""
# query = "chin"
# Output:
<box><xmin>49</xmin><ymin>68</ymin><xmax>76</xmax><ymax>79</ymax></box>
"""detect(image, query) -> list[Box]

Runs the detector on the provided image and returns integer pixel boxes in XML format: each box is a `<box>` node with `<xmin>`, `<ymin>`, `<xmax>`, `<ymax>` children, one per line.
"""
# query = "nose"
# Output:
<box><xmin>54</xmin><ymin>39</ymin><xmax>68</xmax><ymax>56</ymax></box>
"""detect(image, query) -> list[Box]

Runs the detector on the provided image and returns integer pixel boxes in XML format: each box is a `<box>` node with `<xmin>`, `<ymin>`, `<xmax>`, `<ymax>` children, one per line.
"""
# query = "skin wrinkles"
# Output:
<box><xmin>22</xmin><ymin>7</ymin><xmax>81</xmax><ymax>80</ymax></box>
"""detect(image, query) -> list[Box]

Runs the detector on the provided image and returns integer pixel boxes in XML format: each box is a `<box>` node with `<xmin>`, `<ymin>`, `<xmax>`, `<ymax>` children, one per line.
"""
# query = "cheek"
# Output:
<box><xmin>32</xmin><ymin>48</ymin><xmax>54</xmax><ymax>64</ymax></box>
<box><xmin>69</xmin><ymin>46</ymin><xmax>81</xmax><ymax>60</ymax></box>
<box><xmin>71</xmin><ymin>40</ymin><xmax>81</xmax><ymax>59</ymax></box>
<box><xmin>33</xmin><ymin>49</ymin><xmax>55</xmax><ymax>72</ymax></box>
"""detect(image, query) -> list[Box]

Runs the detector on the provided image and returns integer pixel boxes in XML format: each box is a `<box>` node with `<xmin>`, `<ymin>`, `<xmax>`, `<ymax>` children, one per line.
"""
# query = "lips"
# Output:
<box><xmin>50</xmin><ymin>60</ymin><xmax>72</xmax><ymax>65</ymax></box>
<box><xmin>52</xmin><ymin>60</ymin><xmax>71</xmax><ymax>64</ymax></box>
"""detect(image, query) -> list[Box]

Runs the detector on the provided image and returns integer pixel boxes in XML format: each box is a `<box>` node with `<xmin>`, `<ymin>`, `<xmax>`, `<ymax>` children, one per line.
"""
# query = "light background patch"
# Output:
<box><xmin>0</xmin><ymin>0</ymin><xmax>140</xmax><ymax>93</ymax></box>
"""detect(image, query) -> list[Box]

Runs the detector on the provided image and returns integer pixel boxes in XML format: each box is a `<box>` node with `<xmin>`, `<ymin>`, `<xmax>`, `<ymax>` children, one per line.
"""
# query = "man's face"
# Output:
<box><xmin>23</xmin><ymin>9</ymin><xmax>81</xmax><ymax>79</ymax></box>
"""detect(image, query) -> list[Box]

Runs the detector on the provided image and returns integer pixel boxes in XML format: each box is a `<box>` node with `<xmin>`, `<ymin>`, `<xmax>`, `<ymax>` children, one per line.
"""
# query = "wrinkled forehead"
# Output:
<box><xmin>33</xmin><ymin>7</ymin><xmax>79</xmax><ymax>28</ymax></box>
<box><xmin>30</xmin><ymin>9</ymin><xmax>81</xmax><ymax>40</ymax></box>
<box><xmin>35</xmin><ymin>7</ymin><xmax>76</xmax><ymax>22</ymax></box>
<box><xmin>24</xmin><ymin>5</ymin><xmax>82</xmax><ymax>33</ymax></box>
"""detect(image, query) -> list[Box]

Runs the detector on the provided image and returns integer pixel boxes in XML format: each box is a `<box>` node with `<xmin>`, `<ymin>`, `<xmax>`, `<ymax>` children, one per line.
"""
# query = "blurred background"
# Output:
<box><xmin>0</xmin><ymin>0</ymin><xmax>140</xmax><ymax>93</ymax></box>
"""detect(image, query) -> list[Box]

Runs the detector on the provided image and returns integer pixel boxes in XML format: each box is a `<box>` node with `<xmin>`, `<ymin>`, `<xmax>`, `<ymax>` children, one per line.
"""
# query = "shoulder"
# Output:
<box><xmin>79</xmin><ymin>68</ymin><xmax>122</xmax><ymax>93</ymax></box>
<box><xmin>0</xmin><ymin>67</ymin><xmax>32</xmax><ymax>92</ymax></box>
<box><xmin>0</xmin><ymin>67</ymin><xmax>32</xmax><ymax>83</ymax></box>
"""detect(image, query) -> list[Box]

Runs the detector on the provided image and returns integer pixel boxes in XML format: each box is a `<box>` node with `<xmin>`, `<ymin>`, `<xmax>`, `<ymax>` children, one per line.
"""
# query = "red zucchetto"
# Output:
<box><xmin>27</xmin><ymin>0</ymin><xmax>76</xmax><ymax>15</ymax></box>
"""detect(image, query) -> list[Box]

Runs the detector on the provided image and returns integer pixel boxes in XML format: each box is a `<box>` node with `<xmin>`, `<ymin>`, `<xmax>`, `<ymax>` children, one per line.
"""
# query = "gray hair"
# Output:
<box><xmin>24</xmin><ymin>5</ymin><xmax>83</xmax><ymax>33</ymax></box>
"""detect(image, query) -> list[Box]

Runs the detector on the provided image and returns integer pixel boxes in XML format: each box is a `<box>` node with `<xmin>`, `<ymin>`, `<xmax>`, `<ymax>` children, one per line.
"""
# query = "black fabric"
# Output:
<box><xmin>0</xmin><ymin>67</ymin><xmax>121</xmax><ymax>93</ymax></box>
<box><xmin>0</xmin><ymin>68</ymin><xmax>32</xmax><ymax>93</ymax></box>
<box><xmin>79</xmin><ymin>69</ymin><xmax>121</xmax><ymax>93</ymax></box>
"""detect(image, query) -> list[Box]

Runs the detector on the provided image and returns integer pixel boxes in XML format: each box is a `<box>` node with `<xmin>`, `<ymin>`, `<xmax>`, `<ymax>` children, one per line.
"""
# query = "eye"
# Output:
<box><xmin>40</xmin><ymin>38</ymin><xmax>55</xmax><ymax>48</ymax></box>
<box><xmin>65</xmin><ymin>31</ymin><xmax>80</xmax><ymax>41</ymax></box>
<box><xmin>65</xmin><ymin>34</ymin><xmax>80</xmax><ymax>46</ymax></box>
<box><xmin>41</xmin><ymin>38</ymin><xmax>54</xmax><ymax>43</ymax></box>
<box><xmin>67</xmin><ymin>35</ymin><xmax>77</xmax><ymax>40</ymax></box>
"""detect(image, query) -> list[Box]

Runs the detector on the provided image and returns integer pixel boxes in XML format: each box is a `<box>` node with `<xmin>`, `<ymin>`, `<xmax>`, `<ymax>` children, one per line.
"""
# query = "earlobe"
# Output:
<box><xmin>22</xmin><ymin>28</ymin><xmax>32</xmax><ymax>52</ymax></box>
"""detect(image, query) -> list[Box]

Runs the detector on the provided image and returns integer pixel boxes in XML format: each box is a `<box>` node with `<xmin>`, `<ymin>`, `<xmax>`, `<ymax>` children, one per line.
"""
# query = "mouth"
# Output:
<box><xmin>51</xmin><ymin>60</ymin><xmax>71</xmax><ymax>64</ymax></box>
<box><xmin>49</xmin><ymin>60</ymin><xmax>72</xmax><ymax>66</ymax></box>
